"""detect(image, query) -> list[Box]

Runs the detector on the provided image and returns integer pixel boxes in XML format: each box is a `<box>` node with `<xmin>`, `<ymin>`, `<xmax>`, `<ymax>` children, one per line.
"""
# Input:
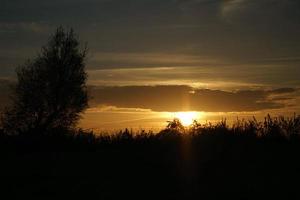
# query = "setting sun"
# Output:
<box><xmin>175</xmin><ymin>112</ymin><xmax>199</xmax><ymax>126</ymax></box>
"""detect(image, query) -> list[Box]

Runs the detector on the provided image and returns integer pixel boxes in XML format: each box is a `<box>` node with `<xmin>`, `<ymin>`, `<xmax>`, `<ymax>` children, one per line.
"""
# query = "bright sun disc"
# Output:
<box><xmin>175</xmin><ymin>112</ymin><xmax>199</xmax><ymax>126</ymax></box>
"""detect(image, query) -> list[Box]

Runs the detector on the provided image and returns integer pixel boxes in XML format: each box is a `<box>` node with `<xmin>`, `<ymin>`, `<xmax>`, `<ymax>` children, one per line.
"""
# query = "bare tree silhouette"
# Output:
<box><xmin>1</xmin><ymin>27</ymin><xmax>88</xmax><ymax>135</ymax></box>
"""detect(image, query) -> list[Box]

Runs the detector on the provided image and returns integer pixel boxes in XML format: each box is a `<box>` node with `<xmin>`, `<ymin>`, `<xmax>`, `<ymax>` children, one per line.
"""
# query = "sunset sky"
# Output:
<box><xmin>1</xmin><ymin>0</ymin><xmax>300</xmax><ymax>130</ymax></box>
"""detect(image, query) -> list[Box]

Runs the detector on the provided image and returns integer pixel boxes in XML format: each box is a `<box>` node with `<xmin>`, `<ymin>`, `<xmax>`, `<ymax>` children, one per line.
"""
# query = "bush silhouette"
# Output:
<box><xmin>1</xmin><ymin>27</ymin><xmax>88</xmax><ymax>135</ymax></box>
<box><xmin>1</xmin><ymin>115</ymin><xmax>300</xmax><ymax>199</ymax></box>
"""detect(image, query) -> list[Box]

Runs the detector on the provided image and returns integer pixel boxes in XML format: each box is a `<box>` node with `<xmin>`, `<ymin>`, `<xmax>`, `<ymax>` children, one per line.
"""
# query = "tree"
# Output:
<box><xmin>166</xmin><ymin>118</ymin><xmax>185</xmax><ymax>131</ymax></box>
<box><xmin>1</xmin><ymin>27</ymin><xmax>88</xmax><ymax>135</ymax></box>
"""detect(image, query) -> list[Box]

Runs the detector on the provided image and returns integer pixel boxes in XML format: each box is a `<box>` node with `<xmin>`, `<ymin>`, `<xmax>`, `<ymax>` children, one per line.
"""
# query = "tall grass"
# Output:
<box><xmin>1</xmin><ymin>115</ymin><xmax>300</xmax><ymax>199</ymax></box>
<box><xmin>1</xmin><ymin>114</ymin><xmax>299</xmax><ymax>146</ymax></box>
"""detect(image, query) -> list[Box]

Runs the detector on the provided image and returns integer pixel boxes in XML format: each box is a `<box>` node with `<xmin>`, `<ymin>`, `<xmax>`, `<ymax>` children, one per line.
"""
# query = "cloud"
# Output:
<box><xmin>89</xmin><ymin>52</ymin><xmax>220</xmax><ymax>68</ymax></box>
<box><xmin>0</xmin><ymin>22</ymin><xmax>52</xmax><ymax>33</ymax></box>
<box><xmin>1</xmin><ymin>0</ymin><xmax>300</xmax><ymax>92</ymax></box>
<box><xmin>87</xmin><ymin>65</ymin><xmax>300</xmax><ymax>89</ymax></box>
<box><xmin>87</xmin><ymin>105</ymin><xmax>151</xmax><ymax>113</ymax></box>
<box><xmin>221</xmin><ymin>0</ymin><xmax>247</xmax><ymax>18</ymax></box>
<box><xmin>270</xmin><ymin>88</ymin><xmax>298</xmax><ymax>94</ymax></box>
<box><xmin>220</xmin><ymin>0</ymin><xmax>300</xmax><ymax>23</ymax></box>
<box><xmin>89</xmin><ymin>85</ymin><xmax>298</xmax><ymax>112</ymax></box>
<box><xmin>0</xmin><ymin>80</ymin><xmax>298</xmax><ymax>114</ymax></box>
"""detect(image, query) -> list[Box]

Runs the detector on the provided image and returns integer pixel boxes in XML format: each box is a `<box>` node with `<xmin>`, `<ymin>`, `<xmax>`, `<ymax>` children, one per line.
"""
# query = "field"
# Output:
<box><xmin>1</xmin><ymin>115</ymin><xmax>300</xmax><ymax>199</ymax></box>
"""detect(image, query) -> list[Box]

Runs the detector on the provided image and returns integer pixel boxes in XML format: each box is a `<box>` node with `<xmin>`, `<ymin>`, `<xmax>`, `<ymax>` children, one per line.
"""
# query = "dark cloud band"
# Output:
<box><xmin>89</xmin><ymin>85</ymin><xmax>298</xmax><ymax>112</ymax></box>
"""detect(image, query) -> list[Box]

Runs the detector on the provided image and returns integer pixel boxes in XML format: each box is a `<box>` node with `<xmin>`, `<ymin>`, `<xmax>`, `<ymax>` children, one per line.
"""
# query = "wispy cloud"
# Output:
<box><xmin>87</xmin><ymin>64</ymin><xmax>300</xmax><ymax>89</ymax></box>
<box><xmin>1</xmin><ymin>0</ymin><xmax>300</xmax><ymax>94</ymax></box>
<box><xmin>220</xmin><ymin>0</ymin><xmax>247</xmax><ymax>18</ymax></box>
<box><xmin>89</xmin><ymin>52</ymin><xmax>220</xmax><ymax>68</ymax></box>
<box><xmin>87</xmin><ymin>105</ymin><xmax>152</xmax><ymax>114</ymax></box>
<box><xmin>0</xmin><ymin>22</ymin><xmax>52</xmax><ymax>33</ymax></box>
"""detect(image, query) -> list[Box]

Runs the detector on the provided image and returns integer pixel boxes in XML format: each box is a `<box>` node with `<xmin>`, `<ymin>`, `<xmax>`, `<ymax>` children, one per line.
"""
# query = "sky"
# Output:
<box><xmin>0</xmin><ymin>0</ymin><xmax>300</xmax><ymax>130</ymax></box>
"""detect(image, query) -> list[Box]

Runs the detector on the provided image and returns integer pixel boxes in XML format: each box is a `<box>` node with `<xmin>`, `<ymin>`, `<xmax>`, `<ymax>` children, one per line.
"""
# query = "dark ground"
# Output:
<box><xmin>1</xmin><ymin>125</ymin><xmax>300</xmax><ymax>199</ymax></box>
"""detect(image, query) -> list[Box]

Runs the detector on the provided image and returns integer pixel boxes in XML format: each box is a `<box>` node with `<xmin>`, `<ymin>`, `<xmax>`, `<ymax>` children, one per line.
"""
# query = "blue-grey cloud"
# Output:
<box><xmin>0</xmin><ymin>0</ymin><xmax>300</xmax><ymax>90</ymax></box>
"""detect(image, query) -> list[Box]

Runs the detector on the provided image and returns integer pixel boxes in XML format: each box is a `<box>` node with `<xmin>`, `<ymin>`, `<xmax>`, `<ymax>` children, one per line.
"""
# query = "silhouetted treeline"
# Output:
<box><xmin>1</xmin><ymin>115</ymin><xmax>300</xmax><ymax>199</ymax></box>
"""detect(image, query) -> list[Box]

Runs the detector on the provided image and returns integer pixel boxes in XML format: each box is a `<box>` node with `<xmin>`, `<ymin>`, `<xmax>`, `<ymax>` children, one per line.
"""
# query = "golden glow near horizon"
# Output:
<box><xmin>174</xmin><ymin>112</ymin><xmax>201</xmax><ymax>126</ymax></box>
<box><xmin>80</xmin><ymin>107</ymin><xmax>299</xmax><ymax>131</ymax></box>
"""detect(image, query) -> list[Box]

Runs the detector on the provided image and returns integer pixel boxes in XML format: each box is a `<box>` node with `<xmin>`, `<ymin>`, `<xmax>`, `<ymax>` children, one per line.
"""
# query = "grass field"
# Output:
<box><xmin>0</xmin><ymin>115</ymin><xmax>300</xmax><ymax>199</ymax></box>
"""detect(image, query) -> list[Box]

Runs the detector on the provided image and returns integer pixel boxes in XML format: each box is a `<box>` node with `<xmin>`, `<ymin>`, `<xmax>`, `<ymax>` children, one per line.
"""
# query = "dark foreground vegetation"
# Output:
<box><xmin>1</xmin><ymin>115</ymin><xmax>300</xmax><ymax>199</ymax></box>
